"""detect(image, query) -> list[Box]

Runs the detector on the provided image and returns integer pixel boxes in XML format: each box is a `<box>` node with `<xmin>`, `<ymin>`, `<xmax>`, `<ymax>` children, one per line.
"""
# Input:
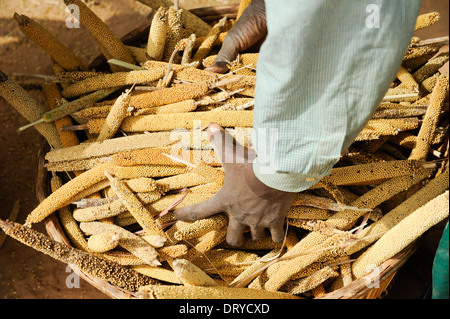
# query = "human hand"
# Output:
<box><xmin>173</xmin><ymin>123</ymin><xmax>298</xmax><ymax>246</ymax></box>
<box><xmin>205</xmin><ymin>0</ymin><xmax>267</xmax><ymax>74</ymax></box>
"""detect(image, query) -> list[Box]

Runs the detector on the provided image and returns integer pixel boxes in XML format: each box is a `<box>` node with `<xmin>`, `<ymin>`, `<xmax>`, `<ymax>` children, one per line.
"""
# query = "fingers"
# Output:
<box><xmin>173</xmin><ymin>194</ymin><xmax>224</xmax><ymax>222</ymax></box>
<box><xmin>250</xmin><ymin>220</ymin><xmax>285</xmax><ymax>243</ymax></box>
<box><xmin>226</xmin><ymin>217</ymin><xmax>246</xmax><ymax>247</ymax></box>
<box><xmin>204</xmin><ymin>61</ymin><xmax>230</xmax><ymax>74</ymax></box>
<box><xmin>250</xmin><ymin>225</ymin><xmax>267</xmax><ymax>241</ymax></box>
<box><xmin>204</xmin><ymin>36</ymin><xmax>240</xmax><ymax>74</ymax></box>
<box><xmin>207</xmin><ymin>123</ymin><xmax>236</xmax><ymax>167</ymax></box>
<box><xmin>207</xmin><ymin>122</ymin><xmax>253</xmax><ymax>167</ymax></box>
<box><xmin>269</xmin><ymin>220</ymin><xmax>286</xmax><ymax>244</ymax></box>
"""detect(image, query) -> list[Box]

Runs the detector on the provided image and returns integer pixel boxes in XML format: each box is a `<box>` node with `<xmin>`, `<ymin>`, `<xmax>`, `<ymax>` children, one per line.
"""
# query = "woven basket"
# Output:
<box><xmin>37</xmin><ymin>4</ymin><xmax>420</xmax><ymax>299</ymax></box>
<box><xmin>37</xmin><ymin>141</ymin><xmax>419</xmax><ymax>299</ymax></box>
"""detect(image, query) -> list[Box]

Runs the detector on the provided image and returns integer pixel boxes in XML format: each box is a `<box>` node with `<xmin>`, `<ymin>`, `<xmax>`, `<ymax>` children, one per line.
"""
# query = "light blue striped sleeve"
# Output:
<box><xmin>252</xmin><ymin>0</ymin><xmax>422</xmax><ymax>192</ymax></box>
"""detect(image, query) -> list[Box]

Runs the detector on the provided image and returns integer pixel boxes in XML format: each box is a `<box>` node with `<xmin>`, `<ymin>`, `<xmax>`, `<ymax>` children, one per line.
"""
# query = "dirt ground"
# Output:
<box><xmin>0</xmin><ymin>0</ymin><xmax>448</xmax><ymax>299</ymax></box>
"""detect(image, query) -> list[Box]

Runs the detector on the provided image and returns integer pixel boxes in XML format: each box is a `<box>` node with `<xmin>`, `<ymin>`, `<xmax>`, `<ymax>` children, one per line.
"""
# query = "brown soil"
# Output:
<box><xmin>0</xmin><ymin>0</ymin><xmax>447</xmax><ymax>299</ymax></box>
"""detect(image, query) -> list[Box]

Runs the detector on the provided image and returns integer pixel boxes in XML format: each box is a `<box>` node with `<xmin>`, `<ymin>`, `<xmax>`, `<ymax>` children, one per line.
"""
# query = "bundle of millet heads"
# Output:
<box><xmin>0</xmin><ymin>0</ymin><xmax>449</xmax><ymax>299</ymax></box>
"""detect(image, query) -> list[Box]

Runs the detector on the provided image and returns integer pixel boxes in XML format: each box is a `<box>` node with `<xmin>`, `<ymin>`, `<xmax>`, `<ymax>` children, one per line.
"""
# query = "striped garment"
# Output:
<box><xmin>252</xmin><ymin>0</ymin><xmax>422</xmax><ymax>192</ymax></box>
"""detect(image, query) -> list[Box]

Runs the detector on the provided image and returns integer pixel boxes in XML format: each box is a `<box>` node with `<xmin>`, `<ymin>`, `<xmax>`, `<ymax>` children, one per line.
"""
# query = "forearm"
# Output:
<box><xmin>252</xmin><ymin>0</ymin><xmax>422</xmax><ymax>192</ymax></box>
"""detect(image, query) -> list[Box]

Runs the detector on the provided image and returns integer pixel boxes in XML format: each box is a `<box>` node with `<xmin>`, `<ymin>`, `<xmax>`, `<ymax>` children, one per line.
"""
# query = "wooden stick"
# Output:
<box><xmin>410</xmin><ymin>36</ymin><xmax>449</xmax><ymax>47</ymax></box>
<box><xmin>382</xmin><ymin>93</ymin><xmax>419</xmax><ymax>102</ymax></box>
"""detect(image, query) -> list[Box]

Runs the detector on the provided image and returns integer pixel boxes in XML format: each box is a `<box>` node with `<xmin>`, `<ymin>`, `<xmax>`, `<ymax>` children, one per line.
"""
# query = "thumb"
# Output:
<box><xmin>204</xmin><ymin>35</ymin><xmax>240</xmax><ymax>74</ymax></box>
<box><xmin>207</xmin><ymin>123</ymin><xmax>237</xmax><ymax>166</ymax></box>
<box><xmin>204</xmin><ymin>61</ymin><xmax>230</xmax><ymax>74</ymax></box>
<box><xmin>207</xmin><ymin>123</ymin><xmax>253</xmax><ymax>166</ymax></box>
<box><xmin>173</xmin><ymin>192</ymin><xmax>225</xmax><ymax>222</ymax></box>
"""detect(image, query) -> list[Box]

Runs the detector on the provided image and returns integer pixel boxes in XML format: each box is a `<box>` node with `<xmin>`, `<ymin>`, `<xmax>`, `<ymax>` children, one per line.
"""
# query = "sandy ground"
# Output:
<box><xmin>0</xmin><ymin>0</ymin><xmax>448</xmax><ymax>299</ymax></box>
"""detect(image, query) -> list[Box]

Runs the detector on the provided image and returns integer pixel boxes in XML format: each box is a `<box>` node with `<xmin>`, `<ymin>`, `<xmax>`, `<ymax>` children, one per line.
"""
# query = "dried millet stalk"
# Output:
<box><xmin>132</xmin><ymin>265</ymin><xmax>181</xmax><ymax>284</ymax></box>
<box><xmin>396</xmin><ymin>66</ymin><xmax>419</xmax><ymax>92</ymax></box>
<box><xmin>413</xmin><ymin>53</ymin><xmax>449</xmax><ymax>83</ymax></box>
<box><xmin>42</xmin><ymin>82</ymin><xmax>79</xmax><ymax>148</ymax></box>
<box><xmin>147</xmin><ymin>7</ymin><xmax>168</xmax><ymax>61</ymax></box>
<box><xmin>136</xmin><ymin>0</ymin><xmax>212</xmax><ymax>38</ymax></box>
<box><xmin>229</xmin><ymin>249</ymin><xmax>281</xmax><ymax>288</ymax></box>
<box><xmin>263</xmin><ymin>232</ymin><xmax>355</xmax><ymax>291</ymax></box>
<box><xmin>403</xmin><ymin>44</ymin><xmax>440</xmax><ymax>62</ymax></box>
<box><xmin>371</xmin><ymin>105</ymin><xmax>427</xmax><ymax>119</ymax></box>
<box><xmin>0</xmin><ymin>71</ymin><xmax>62</xmax><ymax>149</ymax></box>
<box><xmin>409</xmin><ymin>75</ymin><xmax>449</xmax><ymax>161</ymax></box>
<box><xmin>112</xmin><ymin>147</ymin><xmax>220</xmax><ymax>167</ymax></box>
<box><xmin>133</xmin><ymin>99</ymin><xmax>197</xmax><ymax>116</ymax></box>
<box><xmin>80</xmin><ymin>221</ymin><xmax>160</xmax><ymax>267</ymax></box>
<box><xmin>280</xmin><ymin>265</ymin><xmax>339</xmax><ymax>295</ymax></box>
<box><xmin>311</xmin><ymin>159</ymin><xmax>428</xmax><ymax>188</ymax></box>
<box><xmin>105</xmin><ymin>171</ymin><xmax>167</xmax><ymax>238</ymax></box>
<box><xmin>286</xmin><ymin>206</ymin><xmax>333</xmax><ymax>220</ymax></box>
<box><xmin>73</xmin><ymin>191</ymin><xmax>162</xmax><ymax>222</ymax></box>
<box><xmin>88</xmin><ymin>110</ymin><xmax>254</xmax><ymax>133</ymax></box>
<box><xmin>73</xmin><ymin>192</ymin><xmax>211</xmax><ymax>222</ymax></box>
<box><xmin>25</xmin><ymin>162</ymin><xmax>116</xmax><ymax>226</ymax></box>
<box><xmin>163</xmin><ymin>6</ymin><xmax>183</xmax><ymax>63</ymax></box>
<box><xmin>45</xmin><ymin>157</ymin><xmax>109</xmax><ymax>172</ymax></box>
<box><xmin>172</xmin><ymin>258</ymin><xmax>219</xmax><ymax>287</ymax></box>
<box><xmin>156</xmin><ymin>172</ymin><xmax>209</xmax><ymax>191</ymax></box>
<box><xmin>415</xmin><ymin>12</ymin><xmax>440</xmax><ymax>31</ymax></box>
<box><xmin>265</xmin><ymin>168</ymin><xmax>432</xmax><ymax>289</ymax></box>
<box><xmin>357</xmin><ymin>118</ymin><xmax>421</xmax><ymax>141</ymax></box>
<box><xmin>421</xmin><ymin>73</ymin><xmax>439</xmax><ymax>92</ymax></box>
<box><xmin>14</xmin><ymin>13</ymin><xmax>87</xmax><ymax>71</ymax></box>
<box><xmin>61</xmin><ymin>69</ymin><xmax>166</xmax><ymax>99</ymax></box>
<box><xmin>181</xmin><ymin>33</ymin><xmax>196</xmax><ymax>65</ymax></box>
<box><xmin>97</xmin><ymin>87</ymin><xmax>133</xmax><ymax>141</ymax></box>
<box><xmin>352</xmin><ymin>190</ymin><xmax>449</xmax><ymax>278</ymax></box>
<box><xmin>112</xmin><ymin>164</ymin><xmax>187</xmax><ymax>179</ymax></box>
<box><xmin>50</xmin><ymin>174</ymin><xmax>89</xmax><ymax>251</ymax></box>
<box><xmin>64</xmin><ymin>0</ymin><xmax>135</xmax><ymax>72</ymax></box>
<box><xmin>191</xmin><ymin>16</ymin><xmax>227</xmax><ymax>63</ymax></box>
<box><xmin>183</xmin><ymin>227</ymin><xmax>227</xmax><ymax>261</ymax></box>
<box><xmin>0</xmin><ymin>219</ymin><xmax>156</xmax><ymax>292</ymax></box>
<box><xmin>137</xmin><ymin>284</ymin><xmax>299</xmax><ymax>299</ymax></box>
<box><xmin>193</xmin><ymin>249</ymin><xmax>259</xmax><ymax>271</ymax></box>
<box><xmin>344</xmin><ymin>166</ymin><xmax>449</xmax><ymax>256</ymax></box>
<box><xmin>127</xmin><ymin>81</ymin><xmax>210</xmax><ymax>109</ymax></box>
<box><xmin>165</xmin><ymin>213</ymin><xmax>228</xmax><ymax>243</ymax></box>
<box><xmin>87</xmin><ymin>231</ymin><xmax>120</xmax><ymax>253</ymax></box>
<box><xmin>45</xmin><ymin>132</ymin><xmax>175</xmax><ymax>163</ymax></box>
<box><xmin>57</xmin><ymin>71</ymin><xmax>104</xmax><ymax>83</ymax></box>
